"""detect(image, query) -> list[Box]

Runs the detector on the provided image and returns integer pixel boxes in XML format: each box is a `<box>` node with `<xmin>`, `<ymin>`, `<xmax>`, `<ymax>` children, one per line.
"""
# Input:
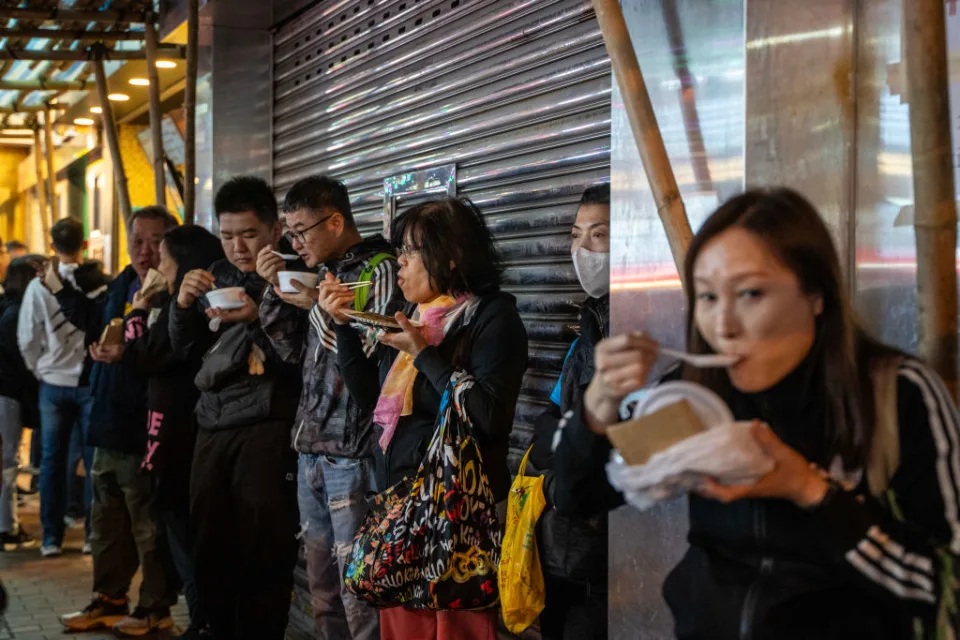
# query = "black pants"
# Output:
<box><xmin>190</xmin><ymin>422</ymin><xmax>299</xmax><ymax>640</ymax></box>
<box><xmin>539</xmin><ymin>574</ymin><xmax>608</xmax><ymax>640</ymax></box>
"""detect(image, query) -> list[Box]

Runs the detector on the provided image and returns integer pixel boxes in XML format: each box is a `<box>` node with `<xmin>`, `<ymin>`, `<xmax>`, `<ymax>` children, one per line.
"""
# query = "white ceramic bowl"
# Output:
<box><xmin>278</xmin><ymin>271</ymin><xmax>319</xmax><ymax>293</ymax></box>
<box><xmin>205</xmin><ymin>287</ymin><xmax>246</xmax><ymax>310</ymax></box>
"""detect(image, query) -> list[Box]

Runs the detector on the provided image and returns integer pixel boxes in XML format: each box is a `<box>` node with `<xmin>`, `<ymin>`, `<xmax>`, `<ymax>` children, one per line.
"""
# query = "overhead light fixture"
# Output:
<box><xmin>74</xmin><ymin>118</ymin><xmax>95</xmax><ymax>126</ymax></box>
<box><xmin>155</xmin><ymin>60</ymin><xmax>177</xmax><ymax>69</ymax></box>
<box><xmin>107</xmin><ymin>93</ymin><xmax>130</xmax><ymax>102</ymax></box>
<box><xmin>129</xmin><ymin>78</ymin><xmax>149</xmax><ymax>86</ymax></box>
<box><xmin>90</xmin><ymin>106</ymin><xmax>102</xmax><ymax>114</ymax></box>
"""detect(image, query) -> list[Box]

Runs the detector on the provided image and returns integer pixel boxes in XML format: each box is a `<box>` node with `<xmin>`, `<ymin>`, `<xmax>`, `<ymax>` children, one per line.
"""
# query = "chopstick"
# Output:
<box><xmin>316</xmin><ymin>281</ymin><xmax>372</xmax><ymax>290</ymax></box>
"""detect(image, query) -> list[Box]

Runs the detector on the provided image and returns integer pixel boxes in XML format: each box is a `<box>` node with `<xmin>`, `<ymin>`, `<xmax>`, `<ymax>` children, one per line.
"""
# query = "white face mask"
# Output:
<box><xmin>572</xmin><ymin>247</ymin><xmax>610</xmax><ymax>298</ymax></box>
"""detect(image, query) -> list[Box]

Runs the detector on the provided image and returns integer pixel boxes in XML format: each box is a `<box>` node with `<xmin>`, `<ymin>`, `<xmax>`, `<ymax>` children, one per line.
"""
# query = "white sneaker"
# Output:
<box><xmin>40</xmin><ymin>544</ymin><xmax>62</xmax><ymax>557</ymax></box>
<box><xmin>82</xmin><ymin>541</ymin><xmax>92</xmax><ymax>555</ymax></box>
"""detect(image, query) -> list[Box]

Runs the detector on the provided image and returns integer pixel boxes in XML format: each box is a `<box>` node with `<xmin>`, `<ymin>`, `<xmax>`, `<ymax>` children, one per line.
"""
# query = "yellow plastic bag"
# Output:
<box><xmin>499</xmin><ymin>446</ymin><xmax>547</xmax><ymax>634</ymax></box>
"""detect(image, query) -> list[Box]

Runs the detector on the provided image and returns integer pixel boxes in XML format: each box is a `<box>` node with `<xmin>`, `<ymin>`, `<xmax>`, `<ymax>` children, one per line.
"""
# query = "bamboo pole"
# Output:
<box><xmin>183</xmin><ymin>0</ymin><xmax>199</xmax><ymax>225</ymax></box>
<box><xmin>92</xmin><ymin>56</ymin><xmax>133</xmax><ymax>226</ymax></box>
<box><xmin>0</xmin><ymin>79</ymin><xmax>89</xmax><ymax>91</ymax></box>
<box><xmin>144</xmin><ymin>20</ymin><xmax>167</xmax><ymax>206</ymax></box>
<box><xmin>31</xmin><ymin>126</ymin><xmax>50</xmax><ymax>253</ymax></box>
<box><xmin>0</xmin><ymin>45</ymin><xmax>184</xmax><ymax>61</ymax></box>
<box><xmin>591</xmin><ymin>0</ymin><xmax>693</xmax><ymax>284</ymax></box>
<box><xmin>904</xmin><ymin>0</ymin><xmax>959</xmax><ymax>395</ymax></box>
<box><xmin>42</xmin><ymin>110</ymin><xmax>59</xmax><ymax>223</ymax></box>
<box><xmin>0</xmin><ymin>7</ymin><xmax>149</xmax><ymax>23</ymax></box>
<box><xmin>0</xmin><ymin>28</ymin><xmax>145</xmax><ymax>42</ymax></box>
<box><xmin>0</xmin><ymin>104</ymin><xmax>66</xmax><ymax>114</ymax></box>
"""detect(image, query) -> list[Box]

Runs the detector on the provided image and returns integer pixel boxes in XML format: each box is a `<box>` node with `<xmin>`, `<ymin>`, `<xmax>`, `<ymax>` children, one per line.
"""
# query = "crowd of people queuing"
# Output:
<box><xmin>0</xmin><ymin>173</ymin><xmax>955</xmax><ymax>640</ymax></box>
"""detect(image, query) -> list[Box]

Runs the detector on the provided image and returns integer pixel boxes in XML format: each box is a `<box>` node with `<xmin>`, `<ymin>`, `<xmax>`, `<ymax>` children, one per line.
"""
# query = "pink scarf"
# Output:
<box><xmin>374</xmin><ymin>295</ymin><xmax>466</xmax><ymax>451</ymax></box>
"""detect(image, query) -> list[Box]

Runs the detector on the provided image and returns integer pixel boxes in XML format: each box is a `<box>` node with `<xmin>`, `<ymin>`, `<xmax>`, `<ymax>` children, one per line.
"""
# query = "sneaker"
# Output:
<box><xmin>64</xmin><ymin>515</ymin><xmax>84</xmax><ymax>529</ymax></box>
<box><xmin>113</xmin><ymin>606</ymin><xmax>174</xmax><ymax>637</ymax></box>
<box><xmin>175</xmin><ymin>624</ymin><xmax>213</xmax><ymax>639</ymax></box>
<box><xmin>39</xmin><ymin>544</ymin><xmax>62</xmax><ymax>557</ymax></box>
<box><xmin>60</xmin><ymin>595</ymin><xmax>130</xmax><ymax>631</ymax></box>
<box><xmin>82</xmin><ymin>541</ymin><xmax>92</xmax><ymax>555</ymax></box>
<box><xmin>0</xmin><ymin>528</ymin><xmax>37</xmax><ymax>551</ymax></box>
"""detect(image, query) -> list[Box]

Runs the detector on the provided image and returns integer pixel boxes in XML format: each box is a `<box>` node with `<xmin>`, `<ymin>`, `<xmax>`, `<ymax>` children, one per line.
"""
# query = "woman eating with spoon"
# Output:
<box><xmin>554</xmin><ymin>188</ymin><xmax>960</xmax><ymax>639</ymax></box>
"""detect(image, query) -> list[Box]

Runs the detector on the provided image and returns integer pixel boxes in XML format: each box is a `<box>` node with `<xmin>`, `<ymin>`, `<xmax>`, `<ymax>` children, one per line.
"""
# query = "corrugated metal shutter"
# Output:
<box><xmin>274</xmin><ymin>0</ymin><xmax>610</xmax><ymax>459</ymax></box>
<box><xmin>274</xmin><ymin>4</ymin><xmax>609</xmax><ymax>627</ymax></box>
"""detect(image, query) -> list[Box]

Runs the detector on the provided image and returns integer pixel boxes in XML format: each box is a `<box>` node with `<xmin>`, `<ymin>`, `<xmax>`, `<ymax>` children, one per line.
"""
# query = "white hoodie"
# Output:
<box><xmin>17</xmin><ymin>263</ymin><xmax>103</xmax><ymax>387</ymax></box>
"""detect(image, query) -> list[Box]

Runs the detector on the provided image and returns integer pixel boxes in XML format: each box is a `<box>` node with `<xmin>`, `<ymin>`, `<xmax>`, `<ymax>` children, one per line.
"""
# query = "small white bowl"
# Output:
<box><xmin>278</xmin><ymin>271</ymin><xmax>319</xmax><ymax>293</ymax></box>
<box><xmin>205</xmin><ymin>287</ymin><xmax>246</xmax><ymax>310</ymax></box>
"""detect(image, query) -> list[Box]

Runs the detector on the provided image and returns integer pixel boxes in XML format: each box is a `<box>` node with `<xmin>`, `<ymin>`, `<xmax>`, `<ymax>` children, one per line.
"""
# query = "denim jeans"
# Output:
<box><xmin>38</xmin><ymin>383</ymin><xmax>94</xmax><ymax>547</ymax></box>
<box><xmin>298</xmin><ymin>453</ymin><xmax>380</xmax><ymax>640</ymax></box>
<box><xmin>0</xmin><ymin>396</ymin><xmax>22</xmax><ymax>533</ymax></box>
<box><xmin>66</xmin><ymin>421</ymin><xmax>86</xmax><ymax>519</ymax></box>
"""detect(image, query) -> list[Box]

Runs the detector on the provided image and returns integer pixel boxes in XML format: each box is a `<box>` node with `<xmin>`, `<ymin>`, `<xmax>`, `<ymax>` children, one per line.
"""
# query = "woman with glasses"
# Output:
<box><xmin>319</xmin><ymin>197</ymin><xmax>529</xmax><ymax>640</ymax></box>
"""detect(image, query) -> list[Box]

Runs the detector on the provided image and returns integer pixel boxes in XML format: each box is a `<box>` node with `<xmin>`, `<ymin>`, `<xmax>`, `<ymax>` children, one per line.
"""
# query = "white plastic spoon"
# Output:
<box><xmin>271</xmin><ymin>250</ymin><xmax>300</xmax><ymax>261</ymax></box>
<box><xmin>660</xmin><ymin>347</ymin><xmax>741</xmax><ymax>368</ymax></box>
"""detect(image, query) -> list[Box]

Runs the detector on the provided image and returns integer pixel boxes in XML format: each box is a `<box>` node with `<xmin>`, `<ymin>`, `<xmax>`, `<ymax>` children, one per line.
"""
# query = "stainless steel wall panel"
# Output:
<box><xmin>744</xmin><ymin>0</ymin><xmax>856</xmax><ymax>265</ymax></box>
<box><xmin>609</xmin><ymin>0</ymin><xmax>746</xmax><ymax>637</ymax></box>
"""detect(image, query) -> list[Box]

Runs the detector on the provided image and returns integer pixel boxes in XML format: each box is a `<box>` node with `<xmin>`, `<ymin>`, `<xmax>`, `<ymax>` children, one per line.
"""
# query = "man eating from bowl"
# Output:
<box><xmin>257</xmin><ymin>175</ymin><xmax>403</xmax><ymax>640</ymax></box>
<box><xmin>169</xmin><ymin>176</ymin><xmax>302</xmax><ymax>640</ymax></box>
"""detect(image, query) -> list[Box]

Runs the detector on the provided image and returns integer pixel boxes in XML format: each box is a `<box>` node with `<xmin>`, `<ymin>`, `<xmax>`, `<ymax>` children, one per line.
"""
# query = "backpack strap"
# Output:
<box><xmin>354</xmin><ymin>252</ymin><xmax>394</xmax><ymax>312</ymax></box>
<box><xmin>867</xmin><ymin>355</ymin><xmax>903</xmax><ymax>498</ymax></box>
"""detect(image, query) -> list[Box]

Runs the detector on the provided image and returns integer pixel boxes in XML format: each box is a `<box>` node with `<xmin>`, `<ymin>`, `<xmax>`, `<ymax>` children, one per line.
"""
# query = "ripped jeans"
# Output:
<box><xmin>297</xmin><ymin>453</ymin><xmax>380</xmax><ymax>640</ymax></box>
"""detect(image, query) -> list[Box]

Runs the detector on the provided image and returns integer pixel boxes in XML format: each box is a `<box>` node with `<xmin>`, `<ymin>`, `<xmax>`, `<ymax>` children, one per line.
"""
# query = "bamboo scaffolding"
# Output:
<box><xmin>0</xmin><ymin>8</ymin><xmax>150</xmax><ymax>24</ymax></box>
<box><xmin>31</xmin><ymin>126</ymin><xmax>50</xmax><ymax>252</ymax></box>
<box><xmin>144</xmin><ymin>20</ymin><xmax>166</xmax><ymax>206</ymax></box>
<box><xmin>0</xmin><ymin>79</ymin><xmax>90</xmax><ymax>91</ymax></box>
<box><xmin>183</xmin><ymin>0</ymin><xmax>199</xmax><ymax>225</ymax></box>
<box><xmin>93</xmin><ymin>57</ymin><xmax>133</xmax><ymax>227</ymax></box>
<box><xmin>591</xmin><ymin>0</ymin><xmax>693</xmax><ymax>285</ymax></box>
<box><xmin>42</xmin><ymin>110</ymin><xmax>59</xmax><ymax>223</ymax></box>
<box><xmin>0</xmin><ymin>105</ymin><xmax>67</xmax><ymax>114</ymax></box>
<box><xmin>0</xmin><ymin>28</ymin><xmax>145</xmax><ymax>42</ymax></box>
<box><xmin>0</xmin><ymin>45</ymin><xmax>184</xmax><ymax>62</ymax></box>
<box><xmin>904</xmin><ymin>0</ymin><xmax>959</xmax><ymax>395</ymax></box>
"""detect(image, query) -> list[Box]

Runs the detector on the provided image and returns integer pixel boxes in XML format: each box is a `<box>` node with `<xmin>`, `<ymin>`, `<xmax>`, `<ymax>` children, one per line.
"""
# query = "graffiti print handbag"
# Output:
<box><xmin>343</xmin><ymin>373</ymin><xmax>502</xmax><ymax>610</ymax></box>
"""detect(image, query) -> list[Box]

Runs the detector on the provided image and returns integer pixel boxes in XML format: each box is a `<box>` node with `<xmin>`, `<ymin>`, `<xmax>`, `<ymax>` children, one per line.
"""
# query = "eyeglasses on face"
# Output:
<box><xmin>284</xmin><ymin>212</ymin><xmax>335</xmax><ymax>244</ymax></box>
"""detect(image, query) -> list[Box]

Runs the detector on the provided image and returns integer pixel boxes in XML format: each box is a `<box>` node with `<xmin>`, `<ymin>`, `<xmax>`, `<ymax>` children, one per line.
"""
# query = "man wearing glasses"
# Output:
<box><xmin>257</xmin><ymin>175</ymin><xmax>402</xmax><ymax>640</ymax></box>
<box><xmin>169</xmin><ymin>176</ymin><xmax>303</xmax><ymax>640</ymax></box>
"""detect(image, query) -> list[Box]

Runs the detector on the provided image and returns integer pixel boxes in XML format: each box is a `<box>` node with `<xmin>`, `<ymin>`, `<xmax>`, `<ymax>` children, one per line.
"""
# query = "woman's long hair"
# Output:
<box><xmin>682</xmin><ymin>188</ymin><xmax>898</xmax><ymax>470</ymax></box>
<box><xmin>162</xmin><ymin>225</ymin><xmax>226</xmax><ymax>294</ymax></box>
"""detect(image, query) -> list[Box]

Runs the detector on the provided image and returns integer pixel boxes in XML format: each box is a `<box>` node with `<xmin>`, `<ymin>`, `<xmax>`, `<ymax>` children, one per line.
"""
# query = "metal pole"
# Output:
<box><xmin>93</xmin><ymin>57</ymin><xmax>133</xmax><ymax>226</ymax></box>
<box><xmin>591</xmin><ymin>0</ymin><xmax>693</xmax><ymax>285</ymax></box>
<box><xmin>31</xmin><ymin>126</ymin><xmax>50</xmax><ymax>253</ymax></box>
<box><xmin>904</xmin><ymin>0</ymin><xmax>959</xmax><ymax>395</ymax></box>
<box><xmin>42</xmin><ymin>110</ymin><xmax>59</xmax><ymax>223</ymax></box>
<box><xmin>144</xmin><ymin>20</ymin><xmax>167</xmax><ymax>206</ymax></box>
<box><xmin>183</xmin><ymin>0</ymin><xmax>199</xmax><ymax>225</ymax></box>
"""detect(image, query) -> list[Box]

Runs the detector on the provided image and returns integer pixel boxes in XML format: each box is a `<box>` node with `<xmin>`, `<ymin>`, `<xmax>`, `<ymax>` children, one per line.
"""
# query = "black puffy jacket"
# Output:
<box><xmin>168</xmin><ymin>259</ymin><xmax>301</xmax><ymax>431</ymax></box>
<box><xmin>530</xmin><ymin>295</ymin><xmax>609</xmax><ymax>587</ymax></box>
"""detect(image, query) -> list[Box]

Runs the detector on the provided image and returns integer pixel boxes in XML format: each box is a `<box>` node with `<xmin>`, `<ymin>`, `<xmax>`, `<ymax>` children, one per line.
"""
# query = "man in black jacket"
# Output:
<box><xmin>530</xmin><ymin>184</ymin><xmax>610</xmax><ymax>640</ymax></box>
<box><xmin>55</xmin><ymin>206</ymin><xmax>181</xmax><ymax>637</ymax></box>
<box><xmin>258</xmin><ymin>176</ymin><xmax>403</xmax><ymax>640</ymax></box>
<box><xmin>170</xmin><ymin>176</ymin><xmax>301</xmax><ymax>640</ymax></box>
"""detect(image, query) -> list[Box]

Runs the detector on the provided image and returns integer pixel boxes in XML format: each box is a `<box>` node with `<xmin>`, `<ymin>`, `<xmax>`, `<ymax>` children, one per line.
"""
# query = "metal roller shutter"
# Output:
<box><xmin>274</xmin><ymin>0</ymin><xmax>609</xmax><ymax>473</ymax></box>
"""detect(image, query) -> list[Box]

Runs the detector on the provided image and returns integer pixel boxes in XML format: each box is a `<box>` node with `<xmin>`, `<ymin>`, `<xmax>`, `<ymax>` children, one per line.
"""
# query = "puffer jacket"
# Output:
<box><xmin>260</xmin><ymin>235</ymin><xmax>404</xmax><ymax>457</ymax></box>
<box><xmin>530</xmin><ymin>295</ymin><xmax>609</xmax><ymax>586</ymax></box>
<box><xmin>169</xmin><ymin>259</ymin><xmax>301</xmax><ymax>431</ymax></box>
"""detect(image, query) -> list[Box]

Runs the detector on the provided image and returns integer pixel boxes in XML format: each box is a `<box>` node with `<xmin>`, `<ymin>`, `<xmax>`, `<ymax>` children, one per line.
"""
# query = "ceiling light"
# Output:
<box><xmin>74</xmin><ymin>118</ymin><xmax>95</xmax><ymax>126</ymax></box>
<box><xmin>129</xmin><ymin>78</ymin><xmax>149</xmax><ymax>86</ymax></box>
<box><xmin>155</xmin><ymin>60</ymin><xmax>177</xmax><ymax>69</ymax></box>
<box><xmin>90</xmin><ymin>106</ymin><xmax>102</xmax><ymax>114</ymax></box>
<box><xmin>107</xmin><ymin>93</ymin><xmax>129</xmax><ymax>102</ymax></box>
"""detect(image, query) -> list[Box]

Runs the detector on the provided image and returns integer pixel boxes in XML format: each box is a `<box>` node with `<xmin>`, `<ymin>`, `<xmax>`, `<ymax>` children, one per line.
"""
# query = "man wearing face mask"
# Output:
<box><xmin>529</xmin><ymin>183</ymin><xmax>610</xmax><ymax>640</ymax></box>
